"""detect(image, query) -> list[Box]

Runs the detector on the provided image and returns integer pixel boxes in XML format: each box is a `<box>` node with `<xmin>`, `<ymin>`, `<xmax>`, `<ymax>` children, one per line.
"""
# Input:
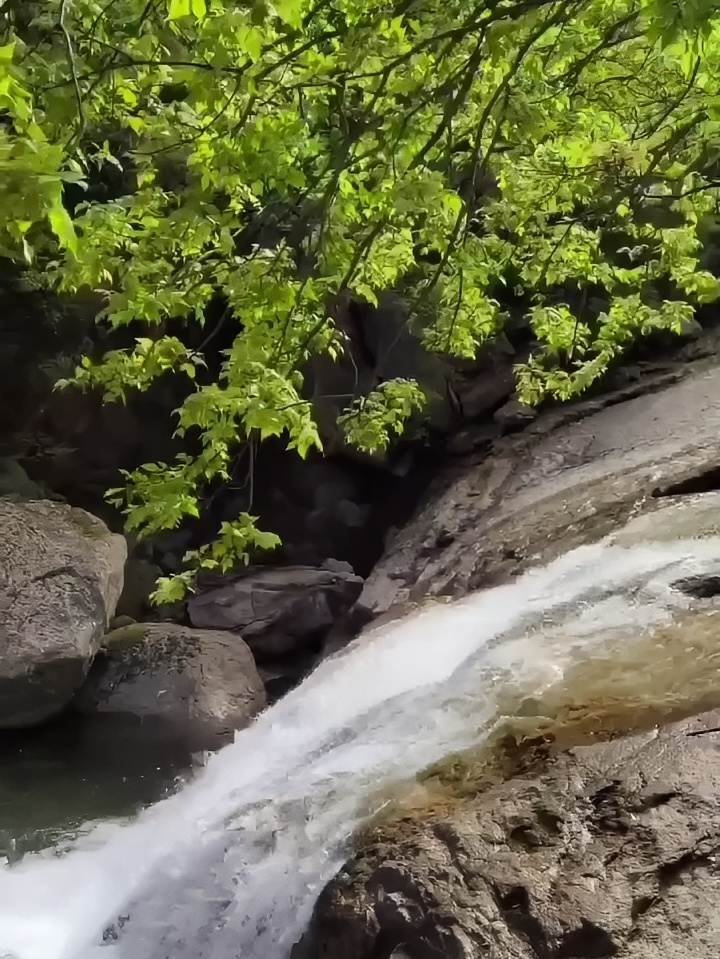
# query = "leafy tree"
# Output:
<box><xmin>2</xmin><ymin>0</ymin><xmax>720</xmax><ymax>599</ymax></box>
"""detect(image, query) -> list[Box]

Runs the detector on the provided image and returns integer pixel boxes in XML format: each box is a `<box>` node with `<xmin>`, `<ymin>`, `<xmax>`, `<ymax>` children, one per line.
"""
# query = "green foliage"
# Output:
<box><xmin>3</xmin><ymin>0</ymin><xmax>720</xmax><ymax>596</ymax></box>
<box><xmin>150</xmin><ymin>515</ymin><xmax>281</xmax><ymax>604</ymax></box>
<box><xmin>0</xmin><ymin>39</ymin><xmax>79</xmax><ymax>260</ymax></box>
<box><xmin>649</xmin><ymin>0</ymin><xmax>720</xmax><ymax>39</ymax></box>
<box><xmin>339</xmin><ymin>380</ymin><xmax>427</xmax><ymax>452</ymax></box>
<box><xmin>57</xmin><ymin>336</ymin><xmax>202</xmax><ymax>399</ymax></box>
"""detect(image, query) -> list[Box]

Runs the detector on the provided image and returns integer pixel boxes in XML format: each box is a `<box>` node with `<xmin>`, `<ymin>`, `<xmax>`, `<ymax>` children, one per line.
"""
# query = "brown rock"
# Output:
<box><xmin>295</xmin><ymin>710</ymin><xmax>720</xmax><ymax>959</ymax></box>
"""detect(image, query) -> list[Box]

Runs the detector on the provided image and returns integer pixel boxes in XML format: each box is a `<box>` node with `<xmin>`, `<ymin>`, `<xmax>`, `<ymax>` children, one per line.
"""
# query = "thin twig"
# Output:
<box><xmin>686</xmin><ymin>726</ymin><xmax>720</xmax><ymax>738</ymax></box>
<box><xmin>60</xmin><ymin>0</ymin><xmax>86</xmax><ymax>140</ymax></box>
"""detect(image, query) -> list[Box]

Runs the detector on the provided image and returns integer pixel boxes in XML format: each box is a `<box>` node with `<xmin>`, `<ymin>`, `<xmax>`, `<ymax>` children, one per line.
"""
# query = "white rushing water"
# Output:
<box><xmin>2</xmin><ymin>530</ymin><xmax>720</xmax><ymax>959</ymax></box>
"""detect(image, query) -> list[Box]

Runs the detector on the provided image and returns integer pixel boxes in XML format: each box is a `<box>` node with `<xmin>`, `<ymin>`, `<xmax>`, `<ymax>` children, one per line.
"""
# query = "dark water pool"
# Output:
<box><xmin>0</xmin><ymin>712</ymin><xmax>206</xmax><ymax>860</ymax></box>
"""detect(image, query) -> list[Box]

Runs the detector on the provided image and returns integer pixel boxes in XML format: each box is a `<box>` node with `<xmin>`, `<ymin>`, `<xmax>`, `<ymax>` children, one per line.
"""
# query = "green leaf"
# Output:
<box><xmin>237</xmin><ymin>24</ymin><xmax>264</xmax><ymax>60</ymax></box>
<box><xmin>274</xmin><ymin>0</ymin><xmax>303</xmax><ymax>29</ymax></box>
<box><xmin>168</xmin><ymin>0</ymin><xmax>191</xmax><ymax>20</ymax></box>
<box><xmin>151</xmin><ymin>571</ymin><xmax>195</xmax><ymax>604</ymax></box>
<box><xmin>48</xmin><ymin>204</ymin><xmax>77</xmax><ymax>257</ymax></box>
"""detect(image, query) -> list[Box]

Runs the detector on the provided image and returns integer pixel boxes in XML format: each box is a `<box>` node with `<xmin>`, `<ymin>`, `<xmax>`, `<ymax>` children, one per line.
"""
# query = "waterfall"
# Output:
<box><xmin>2</xmin><ymin>531</ymin><xmax>720</xmax><ymax>959</ymax></box>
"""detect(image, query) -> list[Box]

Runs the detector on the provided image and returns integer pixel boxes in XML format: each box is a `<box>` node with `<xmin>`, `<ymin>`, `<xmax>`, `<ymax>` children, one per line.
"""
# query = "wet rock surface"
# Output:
<box><xmin>361</xmin><ymin>357</ymin><xmax>720</xmax><ymax>615</ymax></box>
<box><xmin>295</xmin><ymin>710</ymin><xmax>720</xmax><ymax>959</ymax></box>
<box><xmin>0</xmin><ymin>499</ymin><xmax>126</xmax><ymax>728</ymax></box>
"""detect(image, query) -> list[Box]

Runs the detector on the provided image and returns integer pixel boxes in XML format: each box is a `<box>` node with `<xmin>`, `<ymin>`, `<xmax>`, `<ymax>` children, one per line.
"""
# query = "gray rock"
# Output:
<box><xmin>0</xmin><ymin>500</ymin><xmax>126</xmax><ymax>728</ymax></box>
<box><xmin>361</xmin><ymin>361</ymin><xmax>720</xmax><ymax>615</ymax></box>
<box><xmin>187</xmin><ymin>565</ymin><xmax>364</xmax><ymax>658</ymax></box>
<box><xmin>75</xmin><ymin>623</ymin><xmax>266</xmax><ymax>751</ymax></box>
<box><xmin>0</xmin><ymin>458</ymin><xmax>44</xmax><ymax>500</ymax></box>
<box><xmin>493</xmin><ymin>396</ymin><xmax>537</xmax><ymax>432</ymax></box>
<box><xmin>322</xmin><ymin>558</ymin><xmax>356</xmax><ymax>576</ymax></box>
<box><xmin>335</xmin><ymin>499</ymin><xmax>371</xmax><ymax>528</ymax></box>
<box><xmin>453</xmin><ymin>367</ymin><xmax>516</xmax><ymax>421</ymax></box>
<box><xmin>295</xmin><ymin>709</ymin><xmax>720</xmax><ymax>959</ymax></box>
<box><xmin>115</xmin><ymin>557</ymin><xmax>161</xmax><ymax>620</ymax></box>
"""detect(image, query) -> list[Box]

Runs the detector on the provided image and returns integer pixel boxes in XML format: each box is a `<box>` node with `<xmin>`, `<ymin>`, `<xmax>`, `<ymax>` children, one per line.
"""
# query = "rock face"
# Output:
<box><xmin>74</xmin><ymin>623</ymin><xmax>266</xmax><ymax>750</ymax></box>
<box><xmin>187</xmin><ymin>564</ymin><xmax>364</xmax><ymax>659</ymax></box>
<box><xmin>114</xmin><ymin>556</ymin><xmax>162</xmax><ymax>621</ymax></box>
<box><xmin>296</xmin><ymin>711</ymin><xmax>720</xmax><ymax>959</ymax></box>
<box><xmin>361</xmin><ymin>359</ymin><xmax>720</xmax><ymax>615</ymax></box>
<box><xmin>0</xmin><ymin>499</ymin><xmax>126</xmax><ymax>728</ymax></box>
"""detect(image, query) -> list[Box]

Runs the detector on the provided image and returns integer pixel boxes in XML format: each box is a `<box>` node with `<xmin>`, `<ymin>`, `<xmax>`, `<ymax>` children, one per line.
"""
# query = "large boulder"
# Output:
<box><xmin>295</xmin><ymin>709</ymin><xmax>720</xmax><ymax>959</ymax></box>
<box><xmin>0</xmin><ymin>499</ymin><xmax>126</xmax><ymax>728</ymax></box>
<box><xmin>74</xmin><ymin>623</ymin><xmax>266</xmax><ymax>751</ymax></box>
<box><xmin>187</xmin><ymin>564</ymin><xmax>364</xmax><ymax>659</ymax></box>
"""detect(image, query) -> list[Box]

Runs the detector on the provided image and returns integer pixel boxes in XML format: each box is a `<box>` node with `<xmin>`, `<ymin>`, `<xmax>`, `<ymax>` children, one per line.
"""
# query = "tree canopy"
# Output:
<box><xmin>2</xmin><ymin>0</ymin><xmax>720</xmax><ymax>598</ymax></box>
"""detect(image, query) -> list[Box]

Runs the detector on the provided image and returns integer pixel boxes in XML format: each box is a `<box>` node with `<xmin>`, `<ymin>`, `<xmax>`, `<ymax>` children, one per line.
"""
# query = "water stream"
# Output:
<box><xmin>3</xmin><ymin>526</ymin><xmax>720</xmax><ymax>959</ymax></box>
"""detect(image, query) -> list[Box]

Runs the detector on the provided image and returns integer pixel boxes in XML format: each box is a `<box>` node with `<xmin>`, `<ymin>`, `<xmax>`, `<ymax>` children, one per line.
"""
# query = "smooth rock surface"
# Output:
<box><xmin>361</xmin><ymin>361</ymin><xmax>720</xmax><ymax>613</ymax></box>
<box><xmin>187</xmin><ymin>564</ymin><xmax>364</xmax><ymax>658</ymax></box>
<box><xmin>0</xmin><ymin>499</ymin><xmax>126</xmax><ymax>728</ymax></box>
<box><xmin>296</xmin><ymin>710</ymin><xmax>720</xmax><ymax>959</ymax></box>
<box><xmin>74</xmin><ymin>623</ymin><xmax>266</xmax><ymax>750</ymax></box>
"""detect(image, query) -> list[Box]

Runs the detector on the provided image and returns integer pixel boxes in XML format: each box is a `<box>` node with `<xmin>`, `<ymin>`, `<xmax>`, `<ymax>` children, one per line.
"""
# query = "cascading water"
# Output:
<box><xmin>3</xmin><ymin>526</ymin><xmax>720</xmax><ymax>959</ymax></box>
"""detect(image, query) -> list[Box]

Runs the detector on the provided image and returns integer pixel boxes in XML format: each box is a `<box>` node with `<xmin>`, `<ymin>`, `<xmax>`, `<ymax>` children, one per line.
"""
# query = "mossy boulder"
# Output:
<box><xmin>75</xmin><ymin>623</ymin><xmax>266</xmax><ymax>751</ymax></box>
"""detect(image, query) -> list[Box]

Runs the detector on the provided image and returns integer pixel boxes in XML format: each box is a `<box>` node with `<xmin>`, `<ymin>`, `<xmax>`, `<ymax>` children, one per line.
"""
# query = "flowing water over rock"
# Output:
<box><xmin>3</xmin><ymin>504</ymin><xmax>720</xmax><ymax>959</ymax></box>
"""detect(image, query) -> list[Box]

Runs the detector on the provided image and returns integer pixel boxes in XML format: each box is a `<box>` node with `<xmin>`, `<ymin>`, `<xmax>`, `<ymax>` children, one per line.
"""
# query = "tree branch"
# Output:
<box><xmin>59</xmin><ymin>0</ymin><xmax>85</xmax><ymax>140</ymax></box>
